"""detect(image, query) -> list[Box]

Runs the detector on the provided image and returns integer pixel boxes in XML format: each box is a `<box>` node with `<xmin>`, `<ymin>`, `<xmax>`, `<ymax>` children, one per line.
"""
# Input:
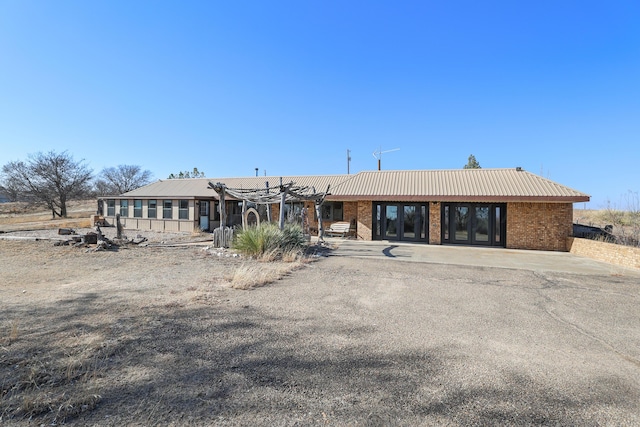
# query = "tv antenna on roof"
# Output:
<box><xmin>373</xmin><ymin>147</ymin><xmax>400</xmax><ymax>170</ymax></box>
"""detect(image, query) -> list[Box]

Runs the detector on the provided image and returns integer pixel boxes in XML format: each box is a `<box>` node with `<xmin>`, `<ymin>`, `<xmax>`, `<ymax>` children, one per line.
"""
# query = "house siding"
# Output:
<box><xmin>506</xmin><ymin>202</ymin><xmax>573</xmax><ymax>251</ymax></box>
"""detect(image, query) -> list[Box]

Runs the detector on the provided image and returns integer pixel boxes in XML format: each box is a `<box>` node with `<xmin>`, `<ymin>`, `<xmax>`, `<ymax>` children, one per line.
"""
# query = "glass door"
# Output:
<box><xmin>199</xmin><ymin>201</ymin><xmax>210</xmax><ymax>231</ymax></box>
<box><xmin>472</xmin><ymin>206</ymin><xmax>489</xmax><ymax>244</ymax></box>
<box><xmin>454</xmin><ymin>206</ymin><xmax>470</xmax><ymax>242</ymax></box>
<box><xmin>384</xmin><ymin>205</ymin><xmax>399</xmax><ymax>239</ymax></box>
<box><xmin>403</xmin><ymin>205</ymin><xmax>416</xmax><ymax>239</ymax></box>
<box><xmin>442</xmin><ymin>203</ymin><xmax>506</xmax><ymax>247</ymax></box>
<box><xmin>373</xmin><ymin>203</ymin><xmax>429</xmax><ymax>242</ymax></box>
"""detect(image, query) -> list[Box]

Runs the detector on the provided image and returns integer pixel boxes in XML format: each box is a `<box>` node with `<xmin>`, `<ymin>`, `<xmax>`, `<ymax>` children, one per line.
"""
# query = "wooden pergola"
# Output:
<box><xmin>208</xmin><ymin>179</ymin><xmax>330</xmax><ymax>239</ymax></box>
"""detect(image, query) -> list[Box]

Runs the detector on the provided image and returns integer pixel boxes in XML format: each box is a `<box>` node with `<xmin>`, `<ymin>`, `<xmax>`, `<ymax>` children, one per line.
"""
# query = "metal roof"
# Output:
<box><xmin>119</xmin><ymin>169</ymin><xmax>589</xmax><ymax>203</ymax></box>
<box><xmin>330</xmin><ymin>169</ymin><xmax>590</xmax><ymax>202</ymax></box>
<box><xmin>121</xmin><ymin>175</ymin><xmax>353</xmax><ymax>199</ymax></box>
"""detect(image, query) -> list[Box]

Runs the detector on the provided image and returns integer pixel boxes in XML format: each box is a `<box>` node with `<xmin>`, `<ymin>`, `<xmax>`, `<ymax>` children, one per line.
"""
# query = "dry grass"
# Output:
<box><xmin>1</xmin><ymin>329</ymin><xmax>109</xmax><ymax>424</ymax></box>
<box><xmin>225</xmin><ymin>260</ymin><xmax>304</xmax><ymax>290</ymax></box>
<box><xmin>0</xmin><ymin>199</ymin><xmax>94</xmax><ymax>232</ymax></box>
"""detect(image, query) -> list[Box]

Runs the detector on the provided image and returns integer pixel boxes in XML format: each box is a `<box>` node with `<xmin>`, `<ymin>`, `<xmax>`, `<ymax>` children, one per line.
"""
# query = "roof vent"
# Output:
<box><xmin>516</xmin><ymin>167</ymin><xmax>523</xmax><ymax>172</ymax></box>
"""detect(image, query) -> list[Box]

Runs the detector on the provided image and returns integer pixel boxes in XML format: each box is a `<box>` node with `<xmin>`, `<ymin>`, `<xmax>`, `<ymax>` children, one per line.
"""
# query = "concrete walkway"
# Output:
<box><xmin>328</xmin><ymin>238</ymin><xmax>640</xmax><ymax>277</ymax></box>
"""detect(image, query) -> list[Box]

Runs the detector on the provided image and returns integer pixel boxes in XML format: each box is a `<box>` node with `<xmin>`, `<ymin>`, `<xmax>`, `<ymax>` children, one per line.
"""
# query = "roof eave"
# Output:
<box><xmin>327</xmin><ymin>195</ymin><xmax>590</xmax><ymax>203</ymax></box>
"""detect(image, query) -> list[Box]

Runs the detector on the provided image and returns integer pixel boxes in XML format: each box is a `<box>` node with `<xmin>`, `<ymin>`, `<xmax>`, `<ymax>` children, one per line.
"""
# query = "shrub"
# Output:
<box><xmin>233</xmin><ymin>223</ymin><xmax>306</xmax><ymax>258</ymax></box>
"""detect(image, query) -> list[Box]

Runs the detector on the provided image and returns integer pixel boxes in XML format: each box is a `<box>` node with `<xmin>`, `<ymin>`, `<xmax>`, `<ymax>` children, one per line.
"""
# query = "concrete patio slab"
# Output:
<box><xmin>327</xmin><ymin>238</ymin><xmax>640</xmax><ymax>277</ymax></box>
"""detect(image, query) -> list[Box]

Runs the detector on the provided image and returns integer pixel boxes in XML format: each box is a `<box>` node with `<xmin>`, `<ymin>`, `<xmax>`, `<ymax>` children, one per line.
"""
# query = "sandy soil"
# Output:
<box><xmin>0</xmin><ymin>230</ymin><xmax>307</xmax><ymax>425</ymax></box>
<box><xmin>2</xmin><ymin>232</ymin><xmax>640</xmax><ymax>426</ymax></box>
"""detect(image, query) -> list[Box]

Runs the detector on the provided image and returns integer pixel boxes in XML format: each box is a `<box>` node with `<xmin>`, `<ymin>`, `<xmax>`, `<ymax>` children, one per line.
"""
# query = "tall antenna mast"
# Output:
<box><xmin>347</xmin><ymin>149</ymin><xmax>351</xmax><ymax>174</ymax></box>
<box><xmin>372</xmin><ymin>147</ymin><xmax>400</xmax><ymax>170</ymax></box>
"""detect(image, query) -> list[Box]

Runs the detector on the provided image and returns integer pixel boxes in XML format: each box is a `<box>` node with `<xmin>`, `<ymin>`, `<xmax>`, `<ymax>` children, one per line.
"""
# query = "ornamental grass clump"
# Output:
<box><xmin>233</xmin><ymin>223</ymin><xmax>306</xmax><ymax>259</ymax></box>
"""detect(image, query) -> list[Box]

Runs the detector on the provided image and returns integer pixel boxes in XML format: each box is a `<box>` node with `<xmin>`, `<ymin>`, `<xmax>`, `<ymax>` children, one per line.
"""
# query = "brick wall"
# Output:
<box><xmin>506</xmin><ymin>202</ymin><xmax>573</xmax><ymax>251</ymax></box>
<box><xmin>357</xmin><ymin>201</ymin><xmax>373</xmax><ymax>240</ymax></box>
<box><xmin>429</xmin><ymin>202</ymin><xmax>441</xmax><ymax>244</ymax></box>
<box><xmin>301</xmin><ymin>201</ymin><xmax>358</xmax><ymax>236</ymax></box>
<box><xmin>567</xmin><ymin>237</ymin><xmax>640</xmax><ymax>270</ymax></box>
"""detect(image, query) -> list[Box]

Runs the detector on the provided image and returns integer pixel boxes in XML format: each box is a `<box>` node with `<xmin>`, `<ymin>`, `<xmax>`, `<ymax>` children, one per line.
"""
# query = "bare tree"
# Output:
<box><xmin>0</xmin><ymin>151</ymin><xmax>93</xmax><ymax>218</ymax></box>
<box><xmin>95</xmin><ymin>165</ymin><xmax>153</xmax><ymax>195</ymax></box>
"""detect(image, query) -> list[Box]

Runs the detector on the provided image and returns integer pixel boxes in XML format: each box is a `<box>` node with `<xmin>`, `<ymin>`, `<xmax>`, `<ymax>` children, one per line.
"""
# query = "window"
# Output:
<box><xmin>321</xmin><ymin>202</ymin><xmax>343</xmax><ymax>221</ymax></box>
<box><xmin>148</xmin><ymin>200</ymin><xmax>157</xmax><ymax>218</ymax></box>
<box><xmin>163</xmin><ymin>200</ymin><xmax>172</xmax><ymax>219</ymax></box>
<box><xmin>179</xmin><ymin>200</ymin><xmax>189</xmax><ymax>219</ymax></box>
<box><xmin>107</xmin><ymin>199</ymin><xmax>115</xmax><ymax>216</ymax></box>
<box><xmin>443</xmin><ymin>205</ymin><xmax>449</xmax><ymax>241</ymax></box>
<box><xmin>285</xmin><ymin>202</ymin><xmax>304</xmax><ymax>223</ymax></box>
<box><xmin>134</xmin><ymin>200</ymin><xmax>143</xmax><ymax>218</ymax></box>
<box><xmin>119</xmin><ymin>200</ymin><xmax>129</xmax><ymax>217</ymax></box>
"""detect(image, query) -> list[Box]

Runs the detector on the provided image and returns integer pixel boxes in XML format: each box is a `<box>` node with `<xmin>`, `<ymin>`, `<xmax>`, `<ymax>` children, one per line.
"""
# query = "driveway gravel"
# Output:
<box><xmin>1</xmin><ymin>237</ymin><xmax>639</xmax><ymax>425</ymax></box>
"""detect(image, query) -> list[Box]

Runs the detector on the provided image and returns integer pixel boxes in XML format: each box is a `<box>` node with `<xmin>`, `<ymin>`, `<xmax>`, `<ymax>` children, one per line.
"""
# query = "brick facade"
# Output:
<box><xmin>224</xmin><ymin>199</ymin><xmax>576</xmax><ymax>251</ymax></box>
<box><xmin>301</xmin><ymin>201</ymin><xmax>358</xmax><ymax>236</ymax></box>
<box><xmin>429</xmin><ymin>202</ymin><xmax>441</xmax><ymax>244</ymax></box>
<box><xmin>357</xmin><ymin>201</ymin><xmax>373</xmax><ymax>240</ymax></box>
<box><xmin>506</xmin><ymin>202</ymin><xmax>573</xmax><ymax>251</ymax></box>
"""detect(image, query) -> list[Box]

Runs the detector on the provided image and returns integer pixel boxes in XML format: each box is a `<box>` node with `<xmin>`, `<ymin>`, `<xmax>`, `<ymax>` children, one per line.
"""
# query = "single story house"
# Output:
<box><xmin>100</xmin><ymin>168</ymin><xmax>589</xmax><ymax>251</ymax></box>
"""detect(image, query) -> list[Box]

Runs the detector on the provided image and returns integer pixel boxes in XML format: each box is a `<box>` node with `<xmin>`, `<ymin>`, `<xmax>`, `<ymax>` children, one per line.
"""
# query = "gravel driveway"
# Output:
<box><xmin>1</xmin><ymin>237</ymin><xmax>639</xmax><ymax>425</ymax></box>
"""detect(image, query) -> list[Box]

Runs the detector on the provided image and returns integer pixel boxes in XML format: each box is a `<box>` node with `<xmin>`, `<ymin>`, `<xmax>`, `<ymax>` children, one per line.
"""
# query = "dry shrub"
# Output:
<box><xmin>226</xmin><ymin>261</ymin><xmax>303</xmax><ymax>290</ymax></box>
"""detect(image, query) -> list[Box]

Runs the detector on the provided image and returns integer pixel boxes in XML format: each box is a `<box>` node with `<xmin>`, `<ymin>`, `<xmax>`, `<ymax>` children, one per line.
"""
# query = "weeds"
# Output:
<box><xmin>598</xmin><ymin>192</ymin><xmax>640</xmax><ymax>247</ymax></box>
<box><xmin>225</xmin><ymin>261</ymin><xmax>303</xmax><ymax>290</ymax></box>
<box><xmin>0</xmin><ymin>331</ymin><xmax>108</xmax><ymax>424</ymax></box>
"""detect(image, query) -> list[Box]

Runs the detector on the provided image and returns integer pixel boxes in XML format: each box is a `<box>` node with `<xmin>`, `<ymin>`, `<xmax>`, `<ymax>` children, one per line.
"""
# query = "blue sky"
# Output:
<box><xmin>1</xmin><ymin>1</ymin><xmax>638</xmax><ymax>208</ymax></box>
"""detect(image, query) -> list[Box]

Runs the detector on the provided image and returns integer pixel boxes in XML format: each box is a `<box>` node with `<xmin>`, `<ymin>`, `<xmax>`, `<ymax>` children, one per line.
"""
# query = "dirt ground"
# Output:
<box><xmin>2</xmin><ymin>228</ymin><xmax>640</xmax><ymax>425</ymax></box>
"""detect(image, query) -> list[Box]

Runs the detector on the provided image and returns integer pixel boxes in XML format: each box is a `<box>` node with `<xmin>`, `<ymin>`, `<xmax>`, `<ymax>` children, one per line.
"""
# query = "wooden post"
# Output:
<box><xmin>315</xmin><ymin>200</ymin><xmax>324</xmax><ymax>241</ymax></box>
<box><xmin>279</xmin><ymin>178</ymin><xmax>286</xmax><ymax>231</ymax></box>
<box><xmin>265</xmin><ymin>182</ymin><xmax>271</xmax><ymax>222</ymax></box>
<box><xmin>242</xmin><ymin>199</ymin><xmax>247</xmax><ymax>230</ymax></box>
<box><xmin>116</xmin><ymin>213</ymin><xmax>123</xmax><ymax>239</ymax></box>
<box><xmin>219</xmin><ymin>190</ymin><xmax>226</xmax><ymax>227</ymax></box>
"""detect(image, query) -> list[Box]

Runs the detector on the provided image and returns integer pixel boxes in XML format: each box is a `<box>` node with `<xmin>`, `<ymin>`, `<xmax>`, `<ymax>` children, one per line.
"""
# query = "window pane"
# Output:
<box><xmin>333</xmin><ymin>202</ymin><xmax>343</xmax><ymax>221</ymax></box>
<box><xmin>163</xmin><ymin>200</ymin><xmax>172</xmax><ymax>219</ymax></box>
<box><xmin>120</xmin><ymin>200</ymin><xmax>128</xmax><ymax>217</ymax></box>
<box><xmin>474</xmin><ymin>207</ymin><xmax>489</xmax><ymax>242</ymax></box>
<box><xmin>454</xmin><ymin>206</ymin><xmax>468</xmax><ymax>241</ymax></box>
<box><xmin>148</xmin><ymin>200</ymin><xmax>157</xmax><ymax>218</ymax></box>
<box><xmin>107</xmin><ymin>199</ymin><xmax>115</xmax><ymax>216</ymax></box>
<box><xmin>321</xmin><ymin>204</ymin><xmax>331</xmax><ymax>220</ymax></box>
<box><xmin>385</xmin><ymin>205</ymin><xmax>398</xmax><ymax>237</ymax></box>
<box><xmin>403</xmin><ymin>205</ymin><xmax>416</xmax><ymax>239</ymax></box>
<box><xmin>495</xmin><ymin>206</ymin><xmax>501</xmax><ymax>243</ymax></box>
<box><xmin>134</xmin><ymin>200</ymin><xmax>143</xmax><ymax>218</ymax></box>
<box><xmin>179</xmin><ymin>200</ymin><xmax>189</xmax><ymax>219</ymax></box>
<box><xmin>376</xmin><ymin>204</ymin><xmax>381</xmax><ymax>236</ymax></box>
<box><xmin>443</xmin><ymin>206</ymin><xmax>449</xmax><ymax>241</ymax></box>
<box><xmin>421</xmin><ymin>205</ymin><xmax>427</xmax><ymax>239</ymax></box>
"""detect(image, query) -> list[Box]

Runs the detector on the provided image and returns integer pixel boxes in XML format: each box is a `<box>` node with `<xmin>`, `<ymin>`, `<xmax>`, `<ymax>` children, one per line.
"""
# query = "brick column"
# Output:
<box><xmin>429</xmin><ymin>202</ymin><xmax>441</xmax><ymax>244</ymax></box>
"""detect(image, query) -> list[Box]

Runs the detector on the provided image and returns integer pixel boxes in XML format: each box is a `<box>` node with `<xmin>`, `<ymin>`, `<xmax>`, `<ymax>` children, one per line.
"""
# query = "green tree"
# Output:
<box><xmin>168</xmin><ymin>167</ymin><xmax>206</xmax><ymax>179</ymax></box>
<box><xmin>463</xmin><ymin>154</ymin><xmax>481</xmax><ymax>169</ymax></box>
<box><xmin>0</xmin><ymin>151</ymin><xmax>93</xmax><ymax>218</ymax></box>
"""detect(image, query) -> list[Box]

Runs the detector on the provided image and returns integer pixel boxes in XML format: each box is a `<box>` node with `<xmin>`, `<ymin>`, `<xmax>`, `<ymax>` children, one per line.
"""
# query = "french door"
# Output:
<box><xmin>374</xmin><ymin>203</ymin><xmax>428</xmax><ymax>242</ymax></box>
<box><xmin>442</xmin><ymin>203</ymin><xmax>506</xmax><ymax>247</ymax></box>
